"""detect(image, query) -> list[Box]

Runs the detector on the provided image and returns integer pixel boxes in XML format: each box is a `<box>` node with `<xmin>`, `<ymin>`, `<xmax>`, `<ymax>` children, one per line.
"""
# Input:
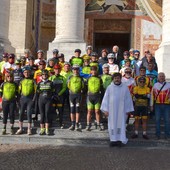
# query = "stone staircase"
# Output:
<box><xmin>0</xmin><ymin>109</ymin><xmax>170</xmax><ymax>148</ymax></box>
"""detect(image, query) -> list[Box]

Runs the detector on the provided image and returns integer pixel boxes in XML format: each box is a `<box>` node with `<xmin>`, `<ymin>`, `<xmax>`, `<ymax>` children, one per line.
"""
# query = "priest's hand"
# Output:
<box><xmin>104</xmin><ymin>111</ymin><xmax>109</xmax><ymax>118</ymax></box>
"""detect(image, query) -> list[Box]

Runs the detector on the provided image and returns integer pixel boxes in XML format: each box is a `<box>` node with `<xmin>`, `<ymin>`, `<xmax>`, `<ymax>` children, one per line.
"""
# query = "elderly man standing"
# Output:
<box><xmin>112</xmin><ymin>45</ymin><xmax>123</xmax><ymax>66</ymax></box>
<box><xmin>150</xmin><ymin>72</ymin><xmax>170</xmax><ymax>140</ymax></box>
<box><xmin>101</xmin><ymin>73</ymin><xmax>134</xmax><ymax>147</ymax></box>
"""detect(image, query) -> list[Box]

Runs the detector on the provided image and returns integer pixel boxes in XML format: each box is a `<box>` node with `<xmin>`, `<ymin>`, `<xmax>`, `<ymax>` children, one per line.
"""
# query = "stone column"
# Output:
<box><xmin>155</xmin><ymin>0</ymin><xmax>170</xmax><ymax>79</ymax></box>
<box><xmin>8</xmin><ymin>0</ymin><xmax>33</xmax><ymax>57</ymax></box>
<box><xmin>0</xmin><ymin>0</ymin><xmax>14</xmax><ymax>56</ymax></box>
<box><xmin>48</xmin><ymin>0</ymin><xmax>86</xmax><ymax>60</ymax></box>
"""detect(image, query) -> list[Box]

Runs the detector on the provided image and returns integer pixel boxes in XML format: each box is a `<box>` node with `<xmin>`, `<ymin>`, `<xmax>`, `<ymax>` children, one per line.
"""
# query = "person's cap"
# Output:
<box><xmin>74</xmin><ymin>49</ymin><xmax>81</xmax><ymax>53</ymax></box>
<box><xmin>2</xmin><ymin>53</ymin><xmax>8</xmax><ymax>58</ymax></box>
<box><xmin>64</xmin><ymin>62</ymin><xmax>71</xmax><ymax>66</ymax></box>
<box><xmin>24</xmin><ymin>49</ymin><xmax>31</xmax><ymax>54</ymax></box>
<box><xmin>37</xmin><ymin>50</ymin><xmax>44</xmax><ymax>54</ymax></box>
<box><xmin>125</xmin><ymin>67</ymin><xmax>132</xmax><ymax>73</ymax></box>
<box><xmin>54</xmin><ymin>64</ymin><xmax>61</xmax><ymax>69</ymax></box>
<box><xmin>123</xmin><ymin>51</ymin><xmax>130</xmax><ymax>56</ymax></box>
<box><xmin>41</xmin><ymin>69</ymin><xmax>49</xmax><ymax>75</ymax></box>
<box><xmin>8</xmin><ymin>53</ymin><xmax>15</xmax><ymax>59</ymax></box>
<box><xmin>72</xmin><ymin>64</ymin><xmax>80</xmax><ymax>69</ymax></box>
<box><xmin>58</xmin><ymin>53</ymin><xmax>64</xmax><ymax>58</ymax></box>
<box><xmin>138</xmin><ymin>76</ymin><xmax>146</xmax><ymax>82</ymax></box>
<box><xmin>129</xmin><ymin>48</ymin><xmax>134</xmax><ymax>53</ymax></box>
<box><xmin>15</xmin><ymin>59</ymin><xmax>21</xmax><ymax>64</ymax></box>
<box><xmin>134</xmin><ymin>50</ymin><xmax>140</xmax><ymax>54</ymax></box>
<box><xmin>83</xmin><ymin>56</ymin><xmax>90</xmax><ymax>60</ymax></box>
<box><xmin>102</xmin><ymin>63</ymin><xmax>109</xmax><ymax>69</ymax></box>
<box><xmin>107</xmin><ymin>53</ymin><xmax>115</xmax><ymax>59</ymax></box>
<box><xmin>28</xmin><ymin>56</ymin><xmax>35</xmax><ymax>60</ymax></box>
<box><xmin>39</xmin><ymin>60</ymin><xmax>46</xmax><ymax>65</ymax></box>
<box><xmin>22</xmin><ymin>66</ymin><xmax>31</xmax><ymax>72</ymax></box>
<box><xmin>48</xmin><ymin>58</ymin><xmax>55</xmax><ymax>62</ymax></box>
<box><xmin>101</xmin><ymin>49</ymin><xmax>108</xmax><ymax>53</ymax></box>
<box><xmin>86</xmin><ymin>45</ymin><xmax>93</xmax><ymax>50</ymax></box>
<box><xmin>91</xmin><ymin>52</ymin><xmax>98</xmax><ymax>57</ymax></box>
<box><xmin>52</xmin><ymin>49</ymin><xmax>59</xmax><ymax>54</ymax></box>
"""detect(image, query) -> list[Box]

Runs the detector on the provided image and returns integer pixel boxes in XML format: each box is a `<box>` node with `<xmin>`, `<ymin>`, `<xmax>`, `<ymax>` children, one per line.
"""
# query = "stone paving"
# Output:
<box><xmin>0</xmin><ymin>111</ymin><xmax>170</xmax><ymax>170</ymax></box>
<box><xmin>0</xmin><ymin>144</ymin><xmax>170</xmax><ymax>170</ymax></box>
<box><xmin>0</xmin><ymin>118</ymin><xmax>170</xmax><ymax>148</ymax></box>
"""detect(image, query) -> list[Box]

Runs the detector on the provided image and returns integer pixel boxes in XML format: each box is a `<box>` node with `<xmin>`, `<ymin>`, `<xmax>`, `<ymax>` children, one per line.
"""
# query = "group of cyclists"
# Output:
<box><xmin>0</xmin><ymin>45</ymin><xmax>161</xmax><ymax>138</ymax></box>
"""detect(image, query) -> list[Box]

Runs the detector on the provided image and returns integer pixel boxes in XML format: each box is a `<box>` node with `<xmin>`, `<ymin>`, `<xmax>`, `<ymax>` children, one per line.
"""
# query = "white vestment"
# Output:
<box><xmin>101</xmin><ymin>82</ymin><xmax>134</xmax><ymax>144</ymax></box>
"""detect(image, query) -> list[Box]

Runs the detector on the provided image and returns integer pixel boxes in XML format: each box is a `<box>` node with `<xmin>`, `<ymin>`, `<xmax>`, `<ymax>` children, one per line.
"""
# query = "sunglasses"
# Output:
<box><xmin>139</xmin><ymin>81</ymin><xmax>145</xmax><ymax>83</ymax></box>
<box><xmin>125</xmin><ymin>72</ymin><xmax>131</xmax><ymax>74</ymax></box>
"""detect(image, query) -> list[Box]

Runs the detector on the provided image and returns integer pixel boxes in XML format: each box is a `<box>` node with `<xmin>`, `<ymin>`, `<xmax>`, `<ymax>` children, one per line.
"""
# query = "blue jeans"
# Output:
<box><xmin>155</xmin><ymin>104</ymin><xmax>170</xmax><ymax>137</ymax></box>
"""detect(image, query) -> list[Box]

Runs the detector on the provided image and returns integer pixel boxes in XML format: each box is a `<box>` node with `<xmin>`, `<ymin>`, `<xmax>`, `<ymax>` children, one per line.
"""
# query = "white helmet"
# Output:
<box><xmin>102</xmin><ymin>63</ymin><xmax>109</xmax><ymax>69</ymax></box>
<box><xmin>107</xmin><ymin>53</ymin><xmax>115</xmax><ymax>59</ymax></box>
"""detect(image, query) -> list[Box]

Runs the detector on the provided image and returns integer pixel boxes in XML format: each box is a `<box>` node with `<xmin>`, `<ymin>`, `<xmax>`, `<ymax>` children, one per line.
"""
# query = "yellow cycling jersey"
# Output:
<box><xmin>133</xmin><ymin>86</ymin><xmax>150</xmax><ymax>106</ymax></box>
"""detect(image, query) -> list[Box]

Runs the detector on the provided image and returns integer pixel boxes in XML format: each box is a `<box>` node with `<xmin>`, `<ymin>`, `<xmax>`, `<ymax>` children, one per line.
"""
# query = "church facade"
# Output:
<box><xmin>0</xmin><ymin>0</ymin><xmax>162</xmax><ymax>58</ymax></box>
<box><xmin>1</xmin><ymin>0</ymin><xmax>170</xmax><ymax>78</ymax></box>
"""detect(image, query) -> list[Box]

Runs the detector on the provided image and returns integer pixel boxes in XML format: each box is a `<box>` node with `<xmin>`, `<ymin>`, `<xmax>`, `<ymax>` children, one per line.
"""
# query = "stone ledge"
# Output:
<box><xmin>0</xmin><ymin>132</ymin><xmax>170</xmax><ymax>148</ymax></box>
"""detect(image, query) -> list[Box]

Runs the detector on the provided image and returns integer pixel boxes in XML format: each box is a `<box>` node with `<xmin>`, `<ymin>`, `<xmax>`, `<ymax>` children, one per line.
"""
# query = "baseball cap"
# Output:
<box><xmin>107</xmin><ymin>53</ymin><xmax>115</xmax><ymax>59</ymax></box>
<box><xmin>52</xmin><ymin>49</ymin><xmax>59</xmax><ymax>54</ymax></box>
<box><xmin>54</xmin><ymin>64</ymin><xmax>61</xmax><ymax>69</ymax></box>
<box><xmin>102</xmin><ymin>63</ymin><xmax>109</xmax><ymax>69</ymax></box>
<box><xmin>74</xmin><ymin>49</ymin><xmax>81</xmax><ymax>53</ymax></box>
<box><xmin>72</xmin><ymin>64</ymin><xmax>80</xmax><ymax>69</ymax></box>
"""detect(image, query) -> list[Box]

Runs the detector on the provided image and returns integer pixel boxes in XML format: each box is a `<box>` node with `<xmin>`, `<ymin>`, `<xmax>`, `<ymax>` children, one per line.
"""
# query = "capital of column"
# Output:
<box><xmin>53</xmin><ymin>0</ymin><xmax>85</xmax><ymax>43</ymax></box>
<box><xmin>161</xmin><ymin>0</ymin><xmax>170</xmax><ymax>45</ymax></box>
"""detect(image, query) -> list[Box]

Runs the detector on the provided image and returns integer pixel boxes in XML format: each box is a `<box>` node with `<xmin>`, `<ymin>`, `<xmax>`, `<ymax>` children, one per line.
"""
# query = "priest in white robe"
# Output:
<box><xmin>101</xmin><ymin>73</ymin><xmax>134</xmax><ymax>146</ymax></box>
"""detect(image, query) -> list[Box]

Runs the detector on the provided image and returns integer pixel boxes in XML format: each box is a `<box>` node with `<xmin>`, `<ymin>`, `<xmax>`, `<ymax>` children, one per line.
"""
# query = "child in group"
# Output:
<box><xmin>119</xmin><ymin>59</ymin><xmax>134</xmax><ymax>77</ymax></box>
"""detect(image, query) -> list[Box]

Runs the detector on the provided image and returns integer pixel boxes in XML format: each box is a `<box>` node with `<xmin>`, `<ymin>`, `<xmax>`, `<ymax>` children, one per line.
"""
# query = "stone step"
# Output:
<box><xmin>0</xmin><ymin>129</ymin><xmax>169</xmax><ymax>148</ymax></box>
<box><xmin>1</xmin><ymin>112</ymin><xmax>169</xmax><ymax>148</ymax></box>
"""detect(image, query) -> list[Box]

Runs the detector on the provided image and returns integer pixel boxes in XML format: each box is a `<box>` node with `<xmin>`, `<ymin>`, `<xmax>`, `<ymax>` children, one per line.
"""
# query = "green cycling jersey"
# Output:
<box><xmin>49</xmin><ymin>74</ymin><xmax>67</xmax><ymax>96</ymax></box>
<box><xmin>87</xmin><ymin>76</ymin><xmax>103</xmax><ymax>94</ymax></box>
<box><xmin>70</xmin><ymin>57</ymin><xmax>83</xmax><ymax>67</ymax></box>
<box><xmin>82</xmin><ymin>66</ymin><xmax>91</xmax><ymax>74</ymax></box>
<box><xmin>101</xmin><ymin>74</ymin><xmax>112</xmax><ymax>90</ymax></box>
<box><xmin>19</xmin><ymin>78</ymin><xmax>36</xmax><ymax>96</ymax></box>
<box><xmin>68</xmin><ymin>75</ymin><xmax>84</xmax><ymax>93</ymax></box>
<box><xmin>0</xmin><ymin>82</ymin><xmax>18</xmax><ymax>101</ymax></box>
